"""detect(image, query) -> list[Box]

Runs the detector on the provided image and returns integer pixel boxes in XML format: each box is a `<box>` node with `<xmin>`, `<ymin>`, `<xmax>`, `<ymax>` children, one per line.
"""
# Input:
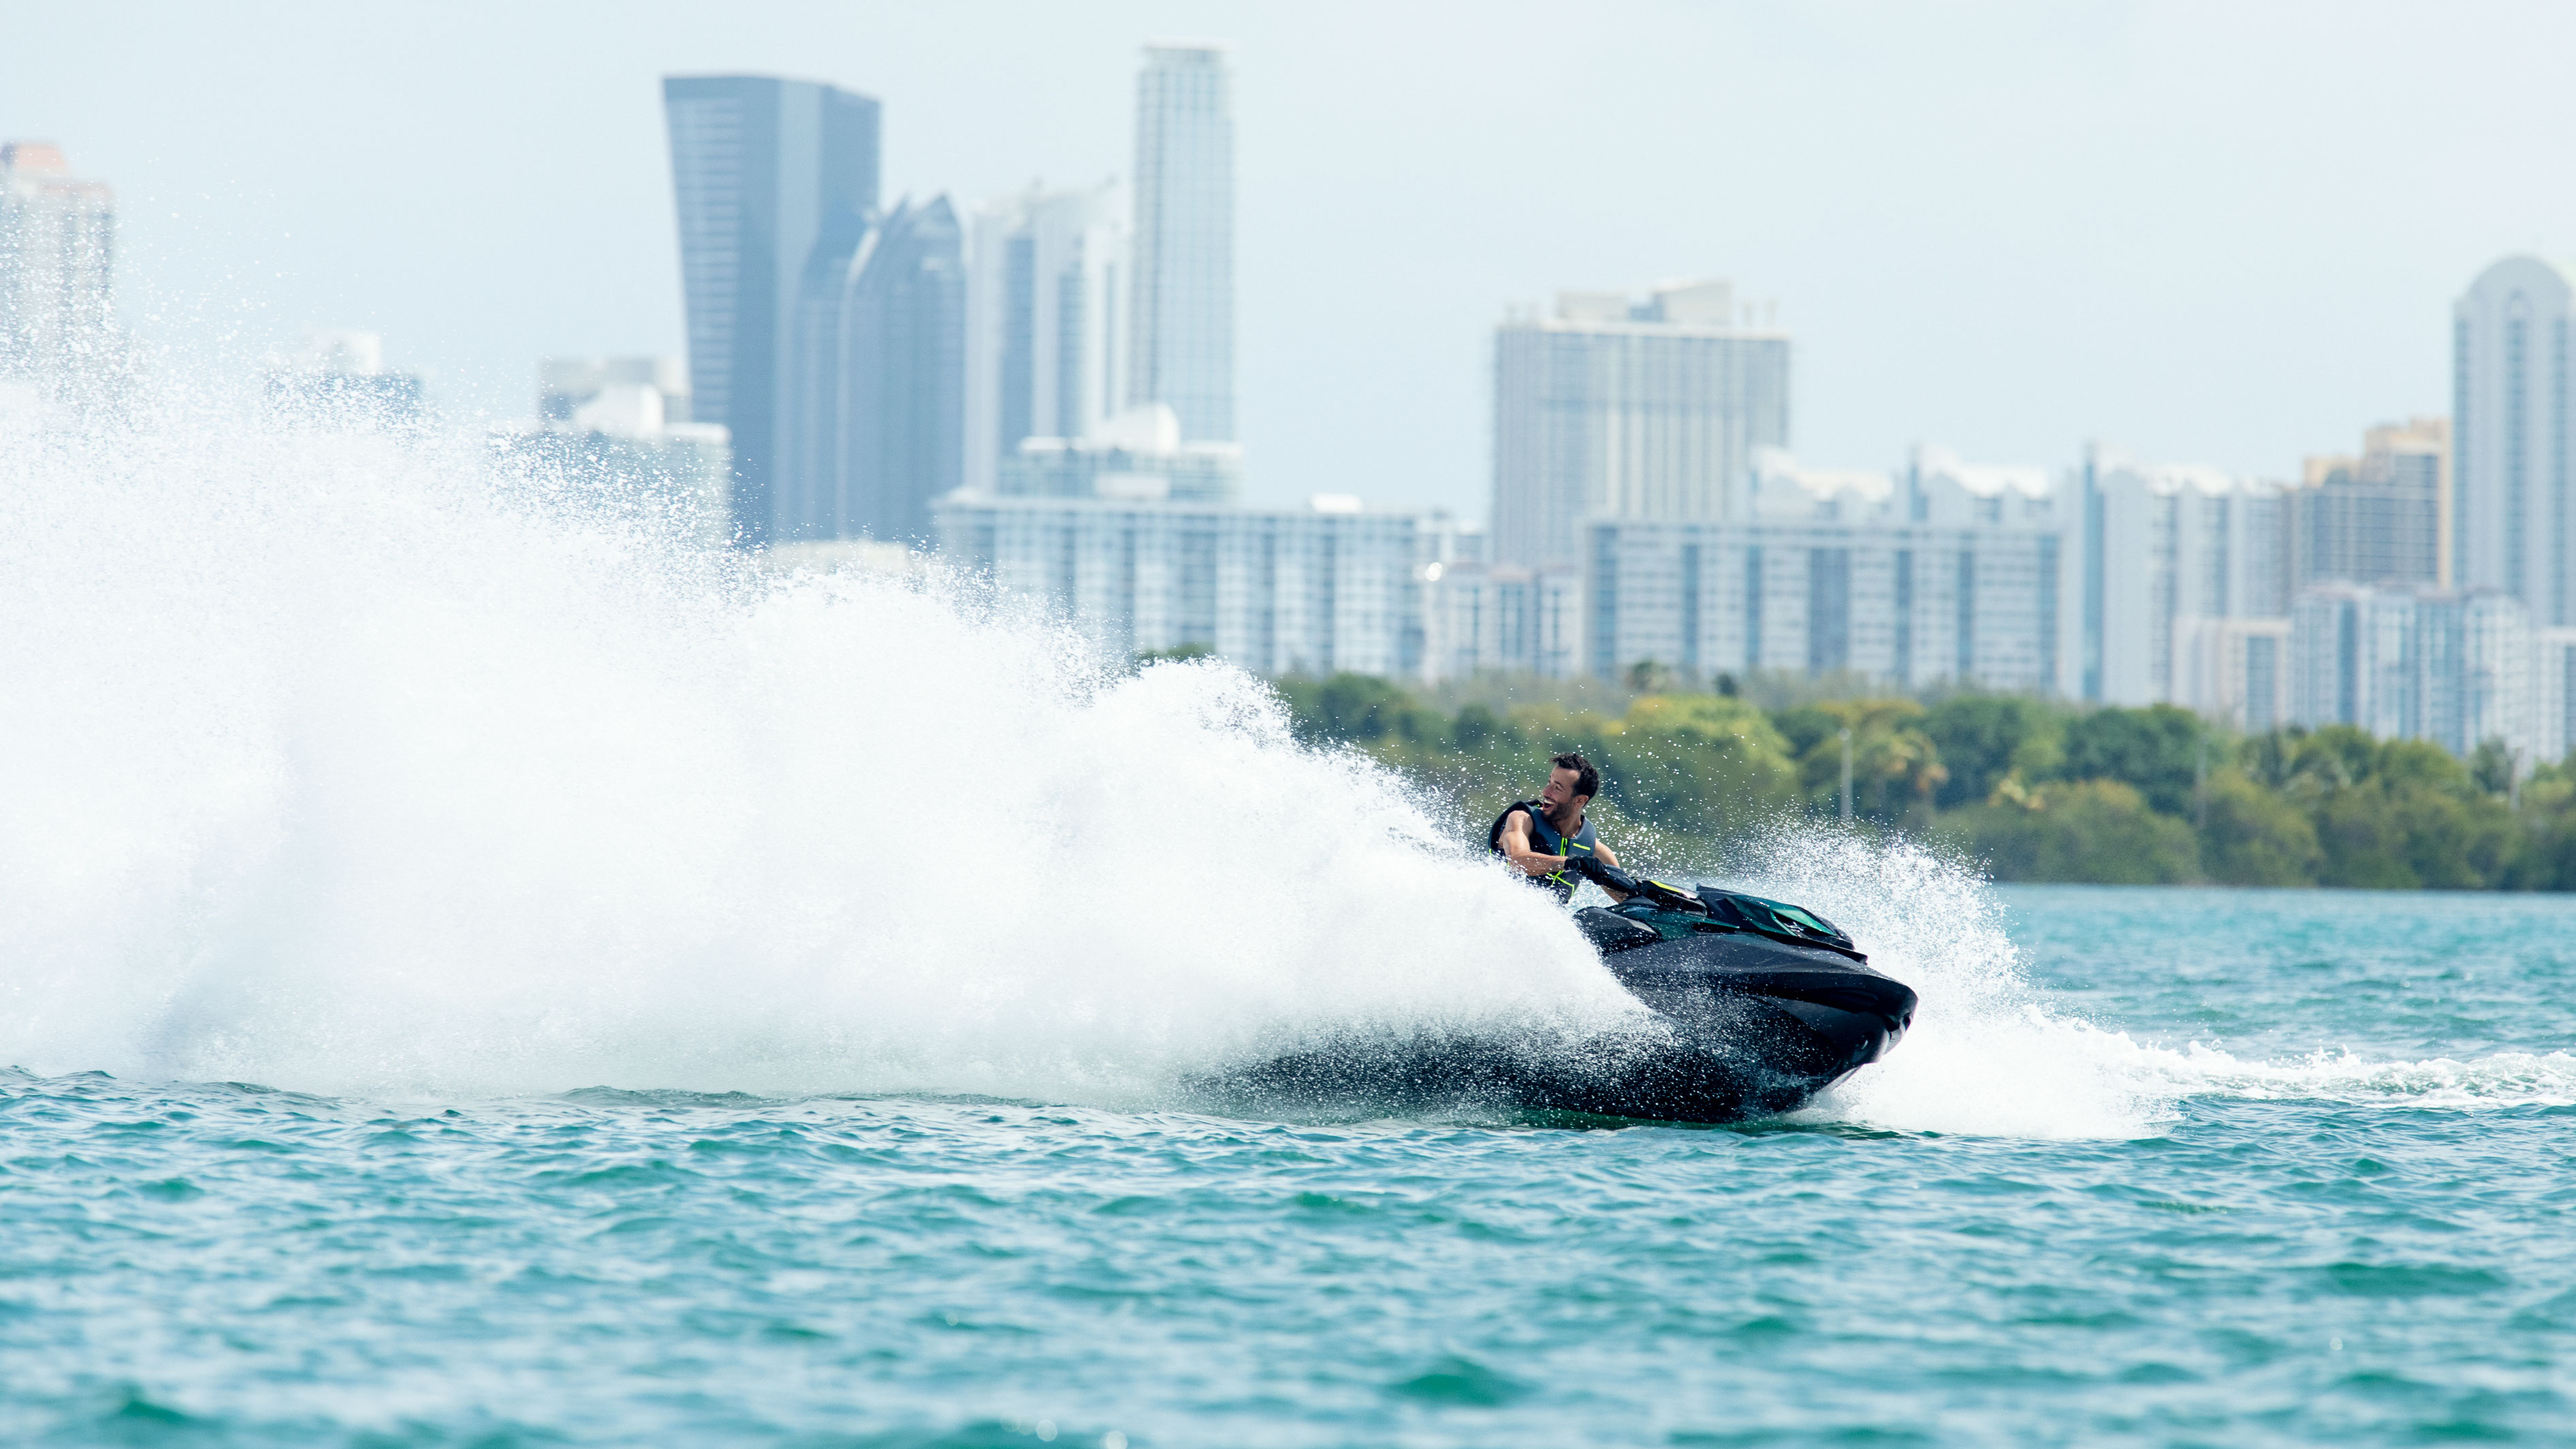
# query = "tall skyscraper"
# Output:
<box><xmin>1126</xmin><ymin>44</ymin><xmax>1235</xmax><ymax>443</ymax></box>
<box><xmin>663</xmin><ymin>76</ymin><xmax>880</xmax><ymax>544</ymax></box>
<box><xmin>0</xmin><ymin>142</ymin><xmax>115</xmax><ymax>398</ymax></box>
<box><xmin>783</xmin><ymin>197</ymin><xmax>966</xmax><ymax>545</ymax></box>
<box><xmin>964</xmin><ymin>181</ymin><xmax>1127</xmax><ymax>492</ymax></box>
<box><xmin>2453</xmin><ymin>256</ymin><xmax>2576</xmax><ymax>625</ymax></box>
<box><xmin>1490</xmin><ymin>281</ymin><xmax>1791</xmax><ymax>570</ymax></box>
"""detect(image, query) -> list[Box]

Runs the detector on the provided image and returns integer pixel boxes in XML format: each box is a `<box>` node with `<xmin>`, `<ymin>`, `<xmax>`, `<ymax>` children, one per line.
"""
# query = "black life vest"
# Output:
<box><xmin>1486</xmin><ymin>800</ymin><xmax>1599</xmax><ymax>904</ymax></box>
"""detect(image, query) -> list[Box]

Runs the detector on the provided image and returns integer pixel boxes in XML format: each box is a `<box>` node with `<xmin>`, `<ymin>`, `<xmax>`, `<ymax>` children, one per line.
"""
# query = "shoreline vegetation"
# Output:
<box><xmin>1237</xmin><ymin>662</ymin><xmax>2576</xmax><ymax>891</ymax></box>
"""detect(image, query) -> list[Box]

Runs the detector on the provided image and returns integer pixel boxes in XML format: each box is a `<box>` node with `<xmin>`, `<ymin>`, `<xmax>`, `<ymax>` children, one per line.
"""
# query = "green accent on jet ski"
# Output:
<box><xmin>1567</xmin><ymin>855</ymin><xmax>1868</xmax><ymax>960</ymax></box>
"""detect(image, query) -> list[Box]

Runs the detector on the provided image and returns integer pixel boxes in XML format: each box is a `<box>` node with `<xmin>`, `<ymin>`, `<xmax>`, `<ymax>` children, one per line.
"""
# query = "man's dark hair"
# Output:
<box><xmin>1552</xmin><ymin>751</ymin><xmax>1599</xmax><ymax>800</ymax></box>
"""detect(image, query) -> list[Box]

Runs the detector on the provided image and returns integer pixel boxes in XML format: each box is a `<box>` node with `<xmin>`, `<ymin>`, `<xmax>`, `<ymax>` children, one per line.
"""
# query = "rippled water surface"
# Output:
<box><xmin>7</xmin><ymin>886</ymin><xmax>2574</xmax><ymax>1447</ymax></box>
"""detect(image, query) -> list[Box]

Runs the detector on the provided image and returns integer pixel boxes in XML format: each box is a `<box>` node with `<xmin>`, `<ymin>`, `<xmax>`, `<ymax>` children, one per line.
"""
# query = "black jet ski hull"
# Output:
<box><xmin>1205</xmin><ymin>915</ymin><xmax>1917</xmax><ymax>1125</ymax></box>
<box><xmin>1573</xmin><ymin>916</ymin><xmax>1917</xmax><ymax>1119</ymax></box>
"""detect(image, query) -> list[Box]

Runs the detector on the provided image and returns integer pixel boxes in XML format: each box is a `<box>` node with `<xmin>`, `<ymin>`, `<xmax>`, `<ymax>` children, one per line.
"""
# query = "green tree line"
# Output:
<box><xmin>1263</xmin><ymin>671</ymin><xmax>2576</xmax><ymax>890</ymax></box>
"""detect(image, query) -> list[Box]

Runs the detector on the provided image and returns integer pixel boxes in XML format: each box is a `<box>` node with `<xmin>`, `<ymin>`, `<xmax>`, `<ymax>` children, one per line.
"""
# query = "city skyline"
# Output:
<box><xmin>12</xmin><ymin>1</ymin><xmax>2576</xmax><ymax>519</ymax></box>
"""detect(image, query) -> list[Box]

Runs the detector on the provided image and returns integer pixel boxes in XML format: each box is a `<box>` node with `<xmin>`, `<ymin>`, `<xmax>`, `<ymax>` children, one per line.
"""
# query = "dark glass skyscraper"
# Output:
<box><xmin>785</xmin><ymin>197</ymin><xmax>966</xmax><ymax>545</ymax></box>
<box><xmin>663</xmin><ymin>76</ymin><xmax>879</xmax><ymax>544</ymax></box>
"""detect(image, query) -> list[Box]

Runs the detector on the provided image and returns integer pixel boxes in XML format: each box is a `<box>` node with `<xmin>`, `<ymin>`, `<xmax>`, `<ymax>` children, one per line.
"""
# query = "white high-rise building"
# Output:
<box><xmin>2453</xmin><ymin>257</ymin><xmax>2576</xmax><ymax>625</ymax></box>
<box><xmin>1491</xmin><ymin>281</ymin><xmax>1791</xmax><ymax>570</ymax></box>
<box><xmin>1424</xmin><ymin>561</ymin><xmax>1583</xmax><ymax>682</ymax></box>
<box><xmin>2174</xmin><ymin>616</ymin><xmax>2292</xmax><ymax>733</ymax></box>
<box><xmin>2294</xmin><ymin>418</ymin><xmax>2449</xmax><ymax>589</ymax></box>
<box><xmin>964</xmin><ymin>180</ymin><xmax>1127</xmax><ymax>492</ymax></box>
<box><xmin>2290</xmin><ymin>584</ymin><xmax>2533</xmax><ymax>762</ymax></box>
<box><xmin>996</xmin><ymin>403</ymin><xmax>1239</xmax><ymax>505</ymax></box>
<box><xmin>0</xmin><ymin>142</ymin><xmax>115</xmax><ymax>399</ymax></box>
<box><xmin>933</xmin><ymin>491</ymin><xmax>1452</xmax><ymax>677</ymax></box>
<box><xmin>2078</xmin><ymin>449</ymin><xmax>2293</xmax><ymax>708</ymax></box>
<box><xmin>1576</xmin><ymin>446</ymin><xmax>2076</xmax><ymax>692</ymax></box>
<box><xmin>1127</xmin><ymin>43</ymin><xmax>1235</xmax><ymax>444</ymax></box>
<box><xmin>2534</xmin><ymin>627</ymin><xmax>2576</xmax><ymax>765</ymax></box>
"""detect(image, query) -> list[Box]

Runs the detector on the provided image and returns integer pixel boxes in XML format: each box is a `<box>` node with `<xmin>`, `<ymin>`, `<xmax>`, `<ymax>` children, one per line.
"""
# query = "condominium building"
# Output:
<box><xmin>1424</xmin><ymin>561</ymin><xmax>1582</xmax><ymax>682</ymax></box>
<box><xmin>2172</xmin><ymin>616</ymin><xmax>2292</xmax><ymax>733</ymax></box>
<box><xmin>2080</xmin><ymin>449</ymin><xmax>2292</xmax><ymax>707</ymax></box>
<box><xmin>933</xmin><ymin>491</ymin><xmax>1446</xmax><ymax>677</ymax></box>
<box><xmin>2290</xmin><ymin>584</ymin><xmax>2534</xmax><ymax>762</ymax></box>
<box><xmin>2453</xmin><ymin>257</ymin><xmax>2576</xmax><ymax>625</ymax></box>
<box><xmin>2535</xmin><ymin>628</ymin><xmax>2576</xmax><ymax>765</ymax></box>
<box><xmin>2294</xmin><ymin>417</ymin><xmax>2448</xmax><ymax>588</ymax></box>
<box><xmin>1128</xmin><ymin>44</ymin><xmax>1235</xmax><ymax>443</ymax></box>
<box><xmin>1578</xmin><ymin>447</ymin><xmax>2075</xmax><ymax>693</ymax></box>
<box><xmin>996</xmin><ymin>404</ymin><xmax>1239</xmax><ymax>504</ymax></box>
<box><xmin>964</xmin><ymin>181</ymin><xmax>1126</xmax><ymax>492</ymax></box>
<box><xmin>0</xmin><ymin>142</ymin><xmax>115</xmax><ymax>399</ymax></box>
<box><xmin>1491</xmin><ymin>281</ymin><xmax>1789</xmax><ymax>569</ymax></box>
<box><xmin>663</xmin><ymin>76</ymin><xmax>881</xmax><ymax>544</ymax></box>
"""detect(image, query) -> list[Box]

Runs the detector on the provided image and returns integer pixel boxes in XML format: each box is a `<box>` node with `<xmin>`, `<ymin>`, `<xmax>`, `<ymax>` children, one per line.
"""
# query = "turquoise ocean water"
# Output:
<box><xmin>8</xmin><ymin>885</ymin><xmax>2573</xmax><ymax>1448</ymax></box>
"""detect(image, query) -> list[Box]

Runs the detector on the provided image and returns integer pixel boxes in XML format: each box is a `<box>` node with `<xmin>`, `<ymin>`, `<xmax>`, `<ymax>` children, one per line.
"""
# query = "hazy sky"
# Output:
<box><xmin>10</xmin><ymin>1</ymin><xmax>2576</xmax><ymax>518</ymax></box>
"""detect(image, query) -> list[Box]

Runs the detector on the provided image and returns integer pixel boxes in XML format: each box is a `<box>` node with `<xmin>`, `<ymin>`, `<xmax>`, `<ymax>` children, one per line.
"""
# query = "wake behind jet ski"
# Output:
<box><xmin>1209</xmin><ymin>753</ymin><xmax>1917</xmax><ymax>1125</ymax></box>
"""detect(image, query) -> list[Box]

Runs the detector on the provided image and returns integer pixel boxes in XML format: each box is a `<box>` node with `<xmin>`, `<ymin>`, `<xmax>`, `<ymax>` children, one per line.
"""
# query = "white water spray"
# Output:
<box><xmin>1727</xmin><ymin>830</ymin><xmax>2576</xmax><ymax>1137</ymax></box>
<box><xmin>0</xmin><ymin>390</ymin><xmax>1646</xmax><ymax>1097</ymax></box>
<box><xmin>1707</xmin><ymin>828</ymin><xmax>2171</xmax><ymax>1138</ymax></box>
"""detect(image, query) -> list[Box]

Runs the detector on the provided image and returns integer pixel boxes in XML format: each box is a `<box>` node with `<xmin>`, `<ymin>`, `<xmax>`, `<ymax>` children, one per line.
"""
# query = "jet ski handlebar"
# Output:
<box><xmin>1570</xmin><ymin>858</ymin><xmax>1868</xmax><ymax>959</ymax></box>
<box><xmin>1570</xmin><ymin>855</ymin><xmax>1706</xmax><ymax>913</ymax></box>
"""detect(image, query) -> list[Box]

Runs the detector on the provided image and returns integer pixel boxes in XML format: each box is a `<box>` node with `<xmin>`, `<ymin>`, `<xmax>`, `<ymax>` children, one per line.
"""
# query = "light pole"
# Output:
<box><xmin>1839</xmin><ymin>727</ymin><xmax>1854</xmax><ymax>824</ymax></box>
<box><xmin>2195</xmin><ymin>730</ymin><xmax>2208</xmax><ymax>831</ymax></box>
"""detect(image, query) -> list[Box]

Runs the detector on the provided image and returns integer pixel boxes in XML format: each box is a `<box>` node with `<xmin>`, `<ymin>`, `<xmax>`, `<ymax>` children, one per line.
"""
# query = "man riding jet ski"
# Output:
<box><xmin>1489</xmin><ymin>752</ymin><xmax>1632</xmax><ymax>904</ymax></box>
<box><xmin>1468</xmin><ymin>751</ymin><xmax>1914</xmax><ymax>1117</ymax></box>
<box><xmin>1478</xmin><ymin>750</ymin><xmax>1914</xmax><ymax>1114</ymax></box>
<box><xmin>1212</xmin><ymin>752</ymin><xmax>1919</xmax><ymax>1124</ymax></box>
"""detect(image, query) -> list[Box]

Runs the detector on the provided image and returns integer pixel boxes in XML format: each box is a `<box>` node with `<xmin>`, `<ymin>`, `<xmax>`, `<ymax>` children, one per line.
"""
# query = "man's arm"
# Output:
<box><xmin>1501</xmin><ymin>813</ymin><xmax>1634</xmax><ymax>903</ymax></box>
<box><xmin>1496</xmin><ymin>810</ymin><xmax>1563</xmax><ymax>878</ymax></box>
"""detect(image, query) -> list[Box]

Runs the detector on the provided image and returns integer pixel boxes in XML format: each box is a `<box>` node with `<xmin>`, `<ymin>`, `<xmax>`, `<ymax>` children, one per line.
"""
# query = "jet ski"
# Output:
<box><xmin>1207</xmin><ymin>859</ymin><xmax>1917</xmax><ymax>1125</ymax></box>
